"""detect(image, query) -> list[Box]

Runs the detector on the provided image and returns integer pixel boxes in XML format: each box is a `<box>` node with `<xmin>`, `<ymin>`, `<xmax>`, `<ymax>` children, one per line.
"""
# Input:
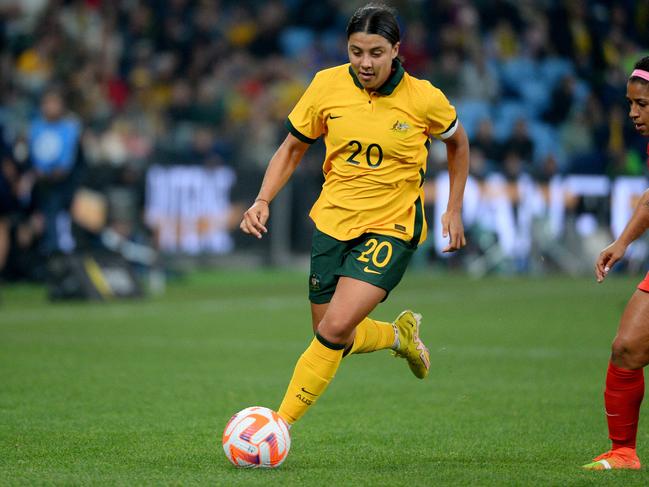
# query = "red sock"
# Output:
<box><xmin>604</xmin><ymin>361</ymin><xmax>645</xmax><ymax>450</ymax></box>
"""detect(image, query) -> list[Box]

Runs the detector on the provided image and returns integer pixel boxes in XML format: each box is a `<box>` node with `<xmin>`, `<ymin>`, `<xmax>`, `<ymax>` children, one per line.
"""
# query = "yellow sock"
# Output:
<box><xmin>277</xmin><ymin>335</ymin><xmax>344</xmax><ymax>425</ymax></box>
<box><xmin>348</xmin><ymin>317</ymin><xmax>397</xmax><ymax>355</ymax></box>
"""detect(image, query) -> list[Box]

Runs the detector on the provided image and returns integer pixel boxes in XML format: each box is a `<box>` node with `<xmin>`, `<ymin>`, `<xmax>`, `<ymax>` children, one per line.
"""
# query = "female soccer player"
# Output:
<box><xmin>583</xmin><ymin>56</ymin><xmax>649</xmax><ymax>470</ymax></box>
<box><xmin>240</xmin><ymin>4</ymin><xmax>469</xmax><ymax>427</ymax></box>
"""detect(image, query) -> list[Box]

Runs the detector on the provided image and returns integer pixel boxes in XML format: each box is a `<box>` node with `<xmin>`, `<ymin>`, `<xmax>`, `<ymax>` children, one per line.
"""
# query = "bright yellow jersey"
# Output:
<box><xmin>286</xmin><ymin>60</ymin><xmax>457</xmax><ymax>244</ymax></box>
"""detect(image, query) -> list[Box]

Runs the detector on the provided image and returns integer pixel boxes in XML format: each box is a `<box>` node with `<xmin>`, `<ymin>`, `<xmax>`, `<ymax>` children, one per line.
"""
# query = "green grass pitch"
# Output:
<box><xmin>2</xmin><ymin>270</ymin><xmax>649</xmax><ymax>486</ymax></box>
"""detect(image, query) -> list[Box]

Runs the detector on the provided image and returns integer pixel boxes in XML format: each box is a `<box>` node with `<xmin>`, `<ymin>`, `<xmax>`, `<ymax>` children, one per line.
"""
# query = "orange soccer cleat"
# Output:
<box><xmin>581</xmin><ymin>447</ymin><xmax>641</xmax><ymax>470</ymax></box>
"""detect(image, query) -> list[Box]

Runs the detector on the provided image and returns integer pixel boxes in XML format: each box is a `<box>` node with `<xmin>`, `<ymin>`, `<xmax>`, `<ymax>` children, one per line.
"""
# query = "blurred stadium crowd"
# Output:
<box><xmin>1</xmin><ymin>0</ymin><xmax>649</xmax><ymax>282</ymax></box>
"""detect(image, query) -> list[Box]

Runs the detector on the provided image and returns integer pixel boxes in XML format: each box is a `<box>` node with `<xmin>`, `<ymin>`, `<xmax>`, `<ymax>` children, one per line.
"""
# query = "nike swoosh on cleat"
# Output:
<box><xmin>363</xmin><ymin>266</ymin><xmax>381</xmax><ymax>275</ymax></box>
<box><xmin>301</xmin><ymin>387</ymin><xmax>318</xmax><ymax>396</ymax></box>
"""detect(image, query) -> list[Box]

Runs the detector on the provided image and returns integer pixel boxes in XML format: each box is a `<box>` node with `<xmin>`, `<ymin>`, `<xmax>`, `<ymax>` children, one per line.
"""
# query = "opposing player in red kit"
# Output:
<box><xmin>583</xmin><ymin>56</ymin><xmax>649</xmax><ymax>470</ymax></box>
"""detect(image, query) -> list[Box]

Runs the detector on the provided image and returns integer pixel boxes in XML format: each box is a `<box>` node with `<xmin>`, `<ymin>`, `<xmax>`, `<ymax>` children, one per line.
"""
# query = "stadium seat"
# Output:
<box><xmin>455</xmin><ymin>99</ymin><xmax>491</xmax><ymax>140</ymax></box>
<box><xmin>539</xmin><ymin>57</ymin><xmax>574</xmax><ymax>88</ymax></box>
<box><xmin>499</xmin><ymin>56</ymin><xmax>538</xmax><ymax>94</ymax></box>
<box><xmin>528</xmin><ymin>121</ymin><xmax>564</xmax><ymax>165</ymax></box>
<box><xmin>280</xmin><ymin>27</ymin><xmax>315</xmax><ymax>58</ymax></box>
<box><xmin>519</xmin><ymin>79</ymin><xmax>551</xmax><ymax>117</ymax></box>
<box><xmin>493</xmin><ymin>101</ymin><xmax>530</xmax><ymax>141</ymax></box>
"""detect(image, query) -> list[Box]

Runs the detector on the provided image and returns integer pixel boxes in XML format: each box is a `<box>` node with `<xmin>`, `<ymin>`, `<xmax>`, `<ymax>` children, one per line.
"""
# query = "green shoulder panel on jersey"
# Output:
<box><xmin>285</xmin><ymin>118</ymin><xmax>318</xmax><ymax>144</ymax></box>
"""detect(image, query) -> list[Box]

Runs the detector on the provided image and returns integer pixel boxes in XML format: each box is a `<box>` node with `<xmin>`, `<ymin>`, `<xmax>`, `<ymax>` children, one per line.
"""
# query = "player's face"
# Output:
<box><xmin>347</xmin><ymin>32</ymin><xmax>399</xmax><ymax>91</ymax></box>
<box><xmin>627</xmin><ymin>81</ymin><xmax>649</xmax><ymax>136</ymax></box>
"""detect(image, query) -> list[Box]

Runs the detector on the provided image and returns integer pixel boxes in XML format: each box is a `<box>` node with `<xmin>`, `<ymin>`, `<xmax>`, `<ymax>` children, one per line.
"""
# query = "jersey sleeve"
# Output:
<box><xmin>426</xmin><ymin>86</ymin><xmax>458</xmax><ymax>140</ymax></box>
<box><xmin>285</xmin><ymin>71</ymin><xmax>326</xmax><ymax>144</ymax></box>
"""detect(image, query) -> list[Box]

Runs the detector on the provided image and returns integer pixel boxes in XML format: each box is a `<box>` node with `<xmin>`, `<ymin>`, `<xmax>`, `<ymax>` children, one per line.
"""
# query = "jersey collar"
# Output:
<box><xmin>348</xmin><ymin>59</ymin><xmax>405</xmax><ymax>96</ymax></box>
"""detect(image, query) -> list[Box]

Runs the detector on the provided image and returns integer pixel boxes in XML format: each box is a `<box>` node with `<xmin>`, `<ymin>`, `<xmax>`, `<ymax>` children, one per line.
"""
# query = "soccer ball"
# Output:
<box><xmin>222</xmin><ymin>406</ymin><xmax>291</xmax><ymax>468</ymax></box>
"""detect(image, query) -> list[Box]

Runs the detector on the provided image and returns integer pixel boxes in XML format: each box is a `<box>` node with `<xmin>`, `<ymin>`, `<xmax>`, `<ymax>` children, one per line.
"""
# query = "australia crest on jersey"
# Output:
<box><xmin>309</xmin><ymin>273</ymin><xmax>321</xmax><ymax>291</ymax></box>
<box><xmin>390</xmin><ymin>120</ymin><xmax>411</xmax><ymax>134</ymax></box>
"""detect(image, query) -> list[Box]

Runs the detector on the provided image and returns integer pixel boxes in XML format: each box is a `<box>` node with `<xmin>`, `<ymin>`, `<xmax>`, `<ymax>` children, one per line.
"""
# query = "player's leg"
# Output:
<box><xmin>308</xmin><ymin>230</ymin><xmax>396</xmax><ymax>354</ymax></box>
<box><xmin>310</xmin><ymin>302</ymin><xmax>327</xmax><ymax>332</ymax></box>
<box><xmin>311</xmin><ymin>301</ymin><xmax>398</xmax><ymax>356</ymax></box>
<box><xmin>336</xmin><ymin>233</ymin><xmax>429</xmax><ymax>376</ymax></box>
<box><xmin>583</xmin><ymin>289</ymin><xmax>649</xmax><ymax>470</ymax></box>
<box><xmin>603</xmin><ymin>290</ymin><xmax>649</xmax><ymax>453</ymax></box>
<box><xmin>309</xmin><ymin>231</ymin><xmax>428</xmax><ymax>374</ymax></box>
<box><xmin>610</xmin><ymin>289</ymin><xmax>649</xmax><ymax>369</ymax></box>
<box><xmin>277</xmin><ymin>277</ymin><xmax>385</xmax><ymax>425</ymax></box>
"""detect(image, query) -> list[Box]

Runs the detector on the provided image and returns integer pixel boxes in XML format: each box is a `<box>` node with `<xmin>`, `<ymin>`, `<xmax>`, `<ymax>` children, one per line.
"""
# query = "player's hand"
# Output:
<box><xmin>441</xmin><ymin>209</ymin><xmax>466</xmax><ymax>253</ymax></box>
<box><xmin>595</xmin><ymin>241</ymin><xmax>627</xmax><ymax>283</ymax></box>
<box><xmin>240</xmin><ymin>200</ymin><xmax>269</xmax><ymax>239</ymax></box>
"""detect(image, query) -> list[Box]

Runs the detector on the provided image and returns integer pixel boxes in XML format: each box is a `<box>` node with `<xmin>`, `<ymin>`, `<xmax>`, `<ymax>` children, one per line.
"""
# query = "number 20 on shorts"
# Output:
<box><xmin>357</xmin><ymin>239</ymin><xmax>393</xmax><ymax>268</ymax></box>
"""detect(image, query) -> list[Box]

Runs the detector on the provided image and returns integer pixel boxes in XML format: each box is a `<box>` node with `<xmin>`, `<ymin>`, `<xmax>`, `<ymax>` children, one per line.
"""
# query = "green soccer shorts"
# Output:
<box><xmin>308</xmin><ymin>228</ymin><xmax>417</xmax><ymax>304</ymax></box>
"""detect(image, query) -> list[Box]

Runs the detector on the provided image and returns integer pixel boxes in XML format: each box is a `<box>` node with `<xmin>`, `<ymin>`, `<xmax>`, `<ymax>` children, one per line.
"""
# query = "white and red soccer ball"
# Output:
<box><xmin>222</xmin><ymin>406</ymin><xmax>291</xmax><ymax>468</ymax></box>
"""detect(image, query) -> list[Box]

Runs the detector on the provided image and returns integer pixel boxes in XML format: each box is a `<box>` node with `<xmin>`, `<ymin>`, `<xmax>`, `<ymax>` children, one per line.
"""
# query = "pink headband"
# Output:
<box><xmin>630</xmin><ymin>69</ymin><xmax>649</xmax><ymax>82</ymax></box>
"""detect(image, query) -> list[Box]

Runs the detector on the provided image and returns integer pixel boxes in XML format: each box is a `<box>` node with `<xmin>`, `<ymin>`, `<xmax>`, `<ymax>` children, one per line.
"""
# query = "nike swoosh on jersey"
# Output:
<box><xmin>363</xmin><ymin>266</ymin><xmax>381</xmax><ymax>275</ymax></box>
<box><xmin>329</xmin><ymin>115</ymin><xmax>342</xmax><ymax>119</ymax></box>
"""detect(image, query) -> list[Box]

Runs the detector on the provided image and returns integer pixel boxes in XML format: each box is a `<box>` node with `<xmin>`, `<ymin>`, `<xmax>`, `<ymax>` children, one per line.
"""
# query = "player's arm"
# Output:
<box><xmin>440</xmin><ymin>121</ymin><xmax>469</xmax><ymax>253</ymax></box>
<box><xmin>240</xmin><ymin>133</ymin><xmax>310</xmax><ymax>239</ymax></box>
<box><xmin>596</xmin><ymin>188</ymin><xmax>649</xmax><ymax>282</ymax></box>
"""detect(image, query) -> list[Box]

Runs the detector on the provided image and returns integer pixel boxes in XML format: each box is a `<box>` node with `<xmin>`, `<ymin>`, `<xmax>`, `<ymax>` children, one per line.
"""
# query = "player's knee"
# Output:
<box><xmin>317</xmin><ymin>316</ymin><xmax>353</xmax><ymax>345</ymax></box>
<box><xmin>611</xmin><ymin>337</ymin><xmax>649</xmax><ymax>369</ymax></box>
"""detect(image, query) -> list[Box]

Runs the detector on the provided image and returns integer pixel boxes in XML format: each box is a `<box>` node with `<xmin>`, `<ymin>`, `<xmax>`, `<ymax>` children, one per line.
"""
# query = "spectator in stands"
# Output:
<box><xmin>0</xmin><ymin>125</ymin><xmax>15</xmax><ymax>276</ymax></box>
<box><xmin>0</xmin><ymin>126</ymin><xmax>42</xmax><ymax>280</ymax></box>
<box><xmin>535</xmin><ymin>154</ymin><xmax>560</xmax><ymax>183</ymax></box>
<box><xmin>459</xmin><ymin>49</ymin><xmax>500</xmax><ymax>102</ymax></box>
<box><xmin>543</xmin><ymin>74</ymin><xmax>577</xmax><ymax>125</ymax></box>
<box><xmin>399</xmin><ymin>20</ymin><xmax>430</xmax><ymax>77</ymax></box>
<box><xmin>504</xmin><ymin>118</ymin><xmax>534</xmax><ymax>164</ymax></box>
<box><xmin>468</xmin><ymin>147</ymin><xmax>490</xmax><ymax>181</ymax></box>
<box><xmin>429</xmin><ymin>49</ymin><xmax>462</xmax><ymax>100</ymax></box>
<box><xmin>502</xmin><ymin>150</ymin><xmax>526</xmax><ymax>182</ymax></box>
<box><xmin>471</xmin><ymin>118</ymin><xmax>502</xmax><ymax>167</ymax></box>
<box><xmin>29</xmin><ymin>88</ymin><xmax>82</xmax><ymax>255</ymax></box>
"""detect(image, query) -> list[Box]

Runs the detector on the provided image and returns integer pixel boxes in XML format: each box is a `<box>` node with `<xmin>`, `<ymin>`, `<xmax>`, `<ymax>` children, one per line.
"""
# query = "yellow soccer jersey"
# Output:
<box><xmin>286</xmin><ymin>60</ymin><xmax>457</xmax><ymax>244</ymax></box>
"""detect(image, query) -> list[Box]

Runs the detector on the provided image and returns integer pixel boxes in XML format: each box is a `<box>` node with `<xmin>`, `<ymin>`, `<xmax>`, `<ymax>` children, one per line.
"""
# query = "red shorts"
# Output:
<box><xmin>638</xmin><ymin>272</ymin><xmax>649</xmax><ymax>292</ymax></box>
